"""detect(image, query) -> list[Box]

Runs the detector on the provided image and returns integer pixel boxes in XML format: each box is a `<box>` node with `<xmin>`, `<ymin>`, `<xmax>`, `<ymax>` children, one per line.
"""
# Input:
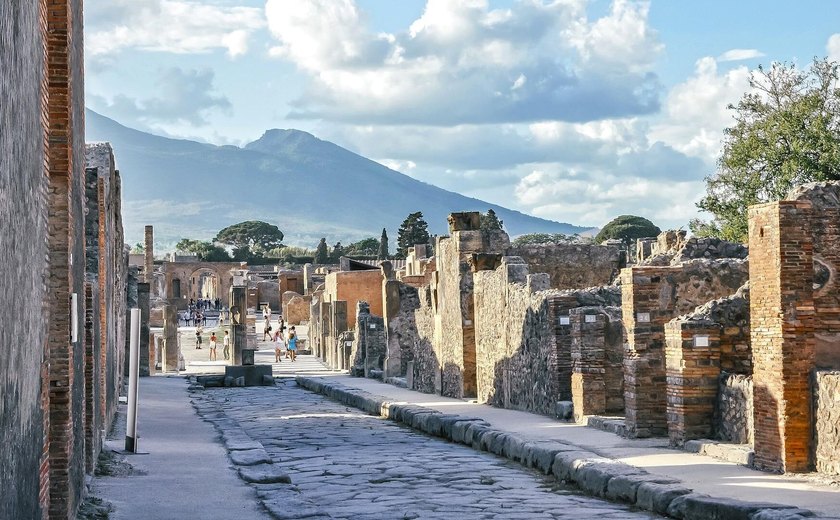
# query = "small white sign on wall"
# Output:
<box><xmin>636</xmin><ymin>312</ymin><xmax>651</xmax><ymax>323</ymax></box>
<box><xmin>694</xmin><ymin>335</ymin><xmax>710</xmax><ymax>348</ymax></box>
<box><xmin>584</xmin><ymin>314</ymin><xmax>597</xmax><ymax>323</ymax></box>
<box><xmin>71</xmin><ymin>293</ymin><xmax>79</xmax><ymax>343</ymax></box>
<box><xmin>559</xmin><ymin>316</ymin><xmax>570</xmax><ymax>326</ymax></box>
<box><xmin>369</xmin><ymin>323</ymin><xmax>377</xmax><ymax>329</ymax></box>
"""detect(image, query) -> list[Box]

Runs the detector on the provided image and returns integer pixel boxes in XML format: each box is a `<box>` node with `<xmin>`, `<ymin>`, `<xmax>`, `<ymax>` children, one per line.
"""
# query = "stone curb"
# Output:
<box><xmin>295</xmin><ymin>376</ymin><xmax>823</xmax><ymax>520</ymax></box>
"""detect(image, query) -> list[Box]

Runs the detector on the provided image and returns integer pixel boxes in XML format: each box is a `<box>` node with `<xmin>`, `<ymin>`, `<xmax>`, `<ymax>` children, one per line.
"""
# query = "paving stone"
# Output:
<box><xmin>239</xmin><ymin>464</ymin><xmax>293</xmax><ymax>484</ymax></box>
<box><xmin>230</xmin><ymin>448</ymin><xmax>273</xmax><ymax>466</ymax></box>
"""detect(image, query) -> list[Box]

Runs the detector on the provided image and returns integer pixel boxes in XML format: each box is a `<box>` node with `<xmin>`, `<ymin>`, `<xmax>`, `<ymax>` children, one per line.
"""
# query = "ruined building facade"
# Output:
<box><xmin>1</xmin><ymin>3</ymin><xmax>130</xmax><ymax>518</ymax></box>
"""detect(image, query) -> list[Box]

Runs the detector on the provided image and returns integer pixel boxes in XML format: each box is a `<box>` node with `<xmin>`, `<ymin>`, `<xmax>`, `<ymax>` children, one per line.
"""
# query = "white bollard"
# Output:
<box><xmin>125</xmin><ymin>308</ymin><xmax>141</xmax><ymax>452</ymax></box>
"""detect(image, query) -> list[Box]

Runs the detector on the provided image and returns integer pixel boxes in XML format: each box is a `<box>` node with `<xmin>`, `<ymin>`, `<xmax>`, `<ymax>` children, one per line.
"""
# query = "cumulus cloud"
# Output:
<box><xmin>649</xmin><ymin>57</ymin><xmax>750</xmax><ymax>161</ymax></box>
<box><xmin>86</xmin><ymin>0</ymin><xmax>265</xmax><ymax>58</ymax></box>
<box><xmin>265</xmin><ymin>0</ymin><xmax>664</xmax><ymax>125</ymax></box>
<box><xmin>828</xmin><ymin>34</ymin><xmax>840</xmax><ymax>61</ymax></box>
<box><xmin>717</xmin><ymin>49</ymin><xmax>765</xmax><ymax>62</ymax></box>
<box><xmin>89</xmin><ymin>68</ymin><xmax>232</xmax><ymax>127</ymax></box>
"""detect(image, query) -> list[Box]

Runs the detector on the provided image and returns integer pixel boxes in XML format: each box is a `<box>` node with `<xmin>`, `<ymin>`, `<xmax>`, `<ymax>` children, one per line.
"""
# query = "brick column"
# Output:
<box><xmin>749</xmin><ymin>201</ymin><xmax>815</xmax><ymax>473</ymax></box>
<box><xmin>229</xmin><ymin>286</ymin><xmax>247</xmax><ymax>365</ymax></box>
<box><xmin>665</xmin><ymin>320</ymin><xmax>721</xmax><ymax>446</ymax></box>
<box><xmin>571</xmin><ymin>310</ymin><xmax>607</xmax><ymax>421</ymax></box>
<box><xmin>622</xmin><ymin>267</ymin><xmax>673</xmax><ymax>438</ymax></box>
<box><xmin>138</xmin><ymin>283</ymin><xmax>151</xmax><ymax>376</ymax></box>
<box><xmin>162</xmin><ymin>304</ymin><xmax>180</xmax><ymax>371</ymax></box>
<box><xmin>144</xmin><ymin>225</ymin><xmax>154</xmax><ymax>286</ymax></box>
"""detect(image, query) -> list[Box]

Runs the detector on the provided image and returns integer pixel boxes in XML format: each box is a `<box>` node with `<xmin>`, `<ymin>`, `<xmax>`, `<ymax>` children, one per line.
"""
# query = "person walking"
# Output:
<box><xmin>222</xmin><ymin>330</ymin><xmax>230</xmax><ymax>360</ymax></box>
<box><xmin>262</xmin><ymin>315</ymin><xmax>272</xmax><ymax>341</ymax></box>
<box><xmin>195</xmin><ymin>326</ymin><xmax>203</xmax><ymax>350</ymax></box>
<box><xmin>273</xmin><ymin>329</ymin><xmax>286</xmax><ymax>363</ymax></box>
<box><xmin>209</xmin><ymin>332</ymin><xmax>218</xmax><ymax>361</ymax></box>
<box><xmin>287</xmin><ymin>326</ymin><xmax>298</xmax><ymax>362</ymax></box>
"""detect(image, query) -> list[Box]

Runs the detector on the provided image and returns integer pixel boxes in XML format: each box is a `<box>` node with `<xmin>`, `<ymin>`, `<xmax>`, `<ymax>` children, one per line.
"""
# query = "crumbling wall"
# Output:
<box><xmin>410</xmin><ymin>285</ymin><xmax>438</xmax><ymax>393</ymax></box>
<box><xmin>623</xmin><ymin>259</ymin><xmax>749</xmax><ymax>438</ymax></box>
<box><xmin>714</xmin><ymin>373</ymin><xmax>753</xmax><ymax>444</ymax></box>
<box><xmin>349</xmin><ymin>302</ymin><xmax>386</xmax><ymax>378</ymax></box>
<box><xmin>383</xmin><ymin>281</ymin><xmax>420</xmax><ymax>378</ymax></box>
<box><xmin>509</xmin><ymin>243</ymin><xmax>621</xmax><ymax>289</ymax></box>
<box><xmin>283</xmin><ymin>292</ymin><xmax>310</xmax><ymax>325</ymax></box>
<box><xmin>814</xmin><ymin>371</ymin><xmax>840</xmax><ymax>476</ymax></box>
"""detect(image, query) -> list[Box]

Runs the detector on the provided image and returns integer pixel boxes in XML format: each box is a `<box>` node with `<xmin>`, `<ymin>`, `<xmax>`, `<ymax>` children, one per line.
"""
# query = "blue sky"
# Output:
<box><xmin>84</xmin><ymin>0</ymin><xmax>840</xmax><ymax>230</ymax></box>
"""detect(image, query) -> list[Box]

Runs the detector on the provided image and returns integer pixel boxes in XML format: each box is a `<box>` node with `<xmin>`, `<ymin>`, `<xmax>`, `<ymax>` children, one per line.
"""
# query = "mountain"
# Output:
<box><xmin>84</xmin><ymin>110</ymin><xmax>586</xmax><ymax>249</ymax></box>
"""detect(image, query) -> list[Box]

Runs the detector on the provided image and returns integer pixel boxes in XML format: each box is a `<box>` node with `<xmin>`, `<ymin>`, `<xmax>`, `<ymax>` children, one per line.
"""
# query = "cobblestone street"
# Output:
<box><xmin>196</xmin><ymin>380</ymin><xmax>658</xmax><ymax>519</ymax></box>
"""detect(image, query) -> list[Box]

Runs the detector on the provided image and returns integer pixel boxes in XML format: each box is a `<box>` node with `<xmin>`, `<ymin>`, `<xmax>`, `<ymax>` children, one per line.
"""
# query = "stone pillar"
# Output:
<box><xmin>749</xmin><ymin>200</ymin><xmax>815</xmax><ymax>473</ymax></box>
<box><xmin>163</xmin><ymin>304</ymin><xmax>180</xmax><ymax>372</ymax></box>
<box><xmin>382</xmin><ymin>268</ymin><xmax>403</xmax><ymax>378</ymax></box>
<box><xmin>144</xmin><ymin>225</ymin><xmax>154</xmax><ymax>286</ymax></box>
<box><xmin>303</xmin><ymin>263</ymin><xmax>313</xmax><ymax>295</ymax></box>
<box><xmin>320</xmin><ymin>301</ymin><xmax>332</xmax><ymax>363</ymax></box>
<box><xmin>137</xmin><ymin>283</ymin><xmax>151</xmax><ymax>376</ymax></box>
<box><xmin>665</xmin><ymin>320</ymin><xmax>721</xmax><ymax>446</ymax></box>
<box><xmin>229</xmin><ymin>285</ymin><xmax>247</xmax><ymax>365</ymax></box>
<box><xmin>331</xmin><ymin>301</ymin><xmax>348</xmax><ymax>369</ymax></box>
<box><xmin>571</xmin><ymin>309</ymin><xmax>607</xmax><ymax>421</ymax></box>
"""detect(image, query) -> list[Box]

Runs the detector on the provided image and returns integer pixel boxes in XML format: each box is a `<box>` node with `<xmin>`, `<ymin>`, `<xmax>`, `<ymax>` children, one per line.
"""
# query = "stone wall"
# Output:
<box><xmin>324</xmin><ymin>270</ymin><xmax>383</xmax><ymax>328</ymax></box>
<box><xmin>282</xmin><ymin>292</ymin><xmax>310</xmax><ymax>325</ymax></box>
<box><xmin>714</xmin><ymin>373</ymin><xmax>753</xmax><ymax>444</ymax></box>
<box><xmin>410</xmin><ymin>285</ymin><xmax>438</xmax><ymax>394</ymax></box>
<box><xmin>349</xmin><ymin>302</ymin><xmax>387</xmax><ymax>378</ymax></box>
<box><xmin>814</xmin><ymin>371</ymin><xmax>840</xmax><ymax>476</ymax></box>
<box><xmin>0</xmin><ymin>3</ymin><xmax>49</xmax><ymax>517</ymax></box>
<box><xmin>383</xmin><ymin>280</ymin><xmax>420</xmax><ymax>378</ymax></box>
<box><xmin>622</xmin><ymin>259</ymin><xmax>749</xmax><ymax>438</ymax></box>
<box><xmin>508</xmin><ymin>243</ymin><xmax>621</xmax><ymax>290</ymax></box>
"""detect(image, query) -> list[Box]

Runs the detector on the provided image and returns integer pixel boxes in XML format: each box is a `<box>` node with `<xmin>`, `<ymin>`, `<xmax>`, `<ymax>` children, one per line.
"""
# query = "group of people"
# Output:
<box><xmin>195</xmin><ymin>328</ymin><xmax>230</xmax><ymax>362</ymax></box>
<box><xmin>182</xmin><ymin>310</ymin><xmax>207</xmax><ymax>327</ymax></box>
<box><xmin>190</xmin><ymin>297</ymin><xmax>221</xmax><ymax>311</ymax></box>
<box><xmin>262</xmin><ymin>310</ymin><xmax>298</xmax><ymax>363</ymax></box>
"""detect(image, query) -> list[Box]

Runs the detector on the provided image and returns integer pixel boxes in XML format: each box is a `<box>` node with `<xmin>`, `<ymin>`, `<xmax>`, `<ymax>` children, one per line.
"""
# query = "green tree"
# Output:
<box><xmin>480</xmin><ymin>209</ymin><xmax>504</xmax><ymax>231</ymax></box>
<box><xmin>214</xmin><ymin>221</ymin><xmax>284</xmax><ymax>257</ymax></box>
<box><xmin>344</xmin><ymin>237</ymin><xmax>380</xmax><ymax>257</ymax></box>
<box><xmin>377</xmin><ymin>228</ymin><xmax>389</xmax><ymax>260</ymax></box>
<box><xmin>695</xmin><ymin>58</ymin><xmax>840</xmax><ymax>242</ymax></box>
<box><xmin>511</xmin><ymin>233</ymin><xmax>587</xmax><ymax>247</ymax></box>
<box><xmin>130</xmin><ymin>242</ymin><xmax>144</xmax><ymax>254</ymax></box>
<box><xmin>329</xmin><ymin>242</ymin><xmax>345</xmax><ymax>263</ymax></box>
<box><xmin>176</xmin><ymin>238</ymin><xmax>232</xmax><ymax>261</ymax></box>
<box><xmin>397</xmin><ymin>212</ymin><xmax>430</xmax><ymax>257</ymax></box>
<box><xmin>314</xmin><ymin>238</ymin><xmax>329</xmax><ymax>264</ymax></box>
<box><xmin>595</xmin><ymin>215</ymin><xmax>661</xmax><ymax>245</ymax></box>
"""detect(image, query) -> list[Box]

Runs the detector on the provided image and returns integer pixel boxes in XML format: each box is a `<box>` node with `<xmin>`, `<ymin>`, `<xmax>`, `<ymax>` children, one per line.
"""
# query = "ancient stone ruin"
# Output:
<box><xmin>305</xmin><ymin>202</ymin><xmax>840</xmax><ymax>479</ymax></box>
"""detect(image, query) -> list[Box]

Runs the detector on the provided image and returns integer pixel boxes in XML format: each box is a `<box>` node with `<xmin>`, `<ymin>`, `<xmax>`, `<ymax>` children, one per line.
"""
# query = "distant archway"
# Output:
<box><xmin>190</xmin><ymin>268</ymin><xmax>219</xmax><ymax>300</ymax></box>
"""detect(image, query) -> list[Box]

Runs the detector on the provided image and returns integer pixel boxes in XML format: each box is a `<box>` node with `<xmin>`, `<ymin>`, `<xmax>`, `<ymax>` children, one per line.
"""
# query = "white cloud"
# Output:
<box><xmin>265</xmin><ymin>0</ymin><xmax>663</xmax><ymax>125</ymax></box>
<box><xmin>717</xmin><ymin>49</ymin><xmax>765</xmax><ymax>62</ymax></box>
<box><xmin>89</xmin><ymin>68</ymin><xmax>231</xmax><ymax>127</ymax></box>
<box><xmin>828</xmin><ymin>34</ymin><xmax>840</xmax><ymax>61</ymax></box>
<box><xmin>649</xmin><ymin>57</ymin><xmax>750</xmax><ymax>161</ymax></box>
<box><xmin>86</xmin><ymin>0</ymin><xmax>265</xmax><ymax>57</ymax></box>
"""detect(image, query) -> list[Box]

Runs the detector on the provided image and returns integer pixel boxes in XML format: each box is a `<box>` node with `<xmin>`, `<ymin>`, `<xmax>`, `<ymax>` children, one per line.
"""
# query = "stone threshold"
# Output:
<box><xmin>584</xmin><ymin>414</ymin><xmax>754</xmax><ymax>467</ymax></box>
<box><xmin>296</xmin><ymin>376</ymin><xmax>824</xmax><ymax>520</ymax></box>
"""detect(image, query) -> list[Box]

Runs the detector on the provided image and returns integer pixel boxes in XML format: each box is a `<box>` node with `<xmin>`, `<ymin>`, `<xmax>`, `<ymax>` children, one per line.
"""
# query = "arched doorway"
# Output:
<box><xmin>190</xmin><ymin>268</ymin><xmax>220</xmax><ymax>300</ymax></box>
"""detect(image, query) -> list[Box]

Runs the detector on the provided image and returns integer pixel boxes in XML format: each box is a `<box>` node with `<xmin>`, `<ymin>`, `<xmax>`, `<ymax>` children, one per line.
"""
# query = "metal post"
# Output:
<box><xmin>126</xmin><ymin>308</ymin><xmax>141</xmax><ymax>452</ymax></box>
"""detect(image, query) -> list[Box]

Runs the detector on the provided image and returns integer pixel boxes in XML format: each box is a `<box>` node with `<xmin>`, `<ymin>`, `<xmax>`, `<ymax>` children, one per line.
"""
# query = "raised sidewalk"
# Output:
<box><xmin>297</xmin><ymin>373</ymin><xmax>840</xmax><ymax>520</ymax></box>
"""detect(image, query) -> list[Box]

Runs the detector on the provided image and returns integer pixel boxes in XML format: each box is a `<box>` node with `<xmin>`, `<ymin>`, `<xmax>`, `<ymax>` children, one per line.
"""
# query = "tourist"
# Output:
<box><xmin>262</xmin><ymin>315</ymin><xmax>272</xmax><ymax>341</ymax></box>
<box><xmin>222</xmin><ymin>330</ymin><xmax>230</xmax><ymax>360</ymax></box>
<box><xmin>209</xmin><ymin>332</ymin><xmax>218</xmax><ymax>361</ymax></box>
<box><xmin>287</xmin><ymin>326</ymin><xmax>298</xmax><ymax>362</ymax></box>
<box><xmin>273</xmin><ymin>329</ymin><xmax>286</xmax><ymax>363</ymax></box>
<box><xmin>195</xmin><ymin>326</ymin><xmax>203</xmax><ymax>349</ymax></box>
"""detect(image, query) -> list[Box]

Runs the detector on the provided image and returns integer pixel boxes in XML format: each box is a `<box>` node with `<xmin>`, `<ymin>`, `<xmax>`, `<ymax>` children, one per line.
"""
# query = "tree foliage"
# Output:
<box><xmin>377</xmin><ymin>228</ymin><xmax>389</xmax><ymax>260</ymax></box>
<box><xmin>314</xmin><ymin>238</ymin><xmax>329</xmax><ymax>264</ymax></box>
<box><xmin>176</xmin><ymin>238</ymin><xmax>232</xmax><ymax>262</ymax></box>
<box><xmin>344</xmin><ymin>237</ymin><xmax>380</xmax><ymax>257</ymax></box>
<box><xmin>511</xmin><ymin>233</ymin><xmax>589</xmax><ymax>247</ymax></box>
<box><xmin>695</xmin><ymin>58</ymin><xmax>840</xmax><ymax>242</ymax></box>
<box><xmin>330</xmin><ymin>242</ymin><xmax>344</xmax><ymax>263</ymax></box>
<box><xmin>480</xmin><ymin>209</ymin><xmax>504</xmax><ymax>231</ymax></box>
<box><xmin>397</xmin><ymin>212</ymin><xmax>430</xmax><ymax>257</ymax></box>
<box><xmin>130</xmin><ymin>242</ymin><xmax>144</xmax><ymax>254</ymax></box>
<box><xmin>214</xmin><ymin>221</ymin><xmax>284</xmax><ymax>254</ymax></box>
<box><xmin>595</xmin><ymin>215</ymin><xmax>661</xmax><ymax>245</ymax></box>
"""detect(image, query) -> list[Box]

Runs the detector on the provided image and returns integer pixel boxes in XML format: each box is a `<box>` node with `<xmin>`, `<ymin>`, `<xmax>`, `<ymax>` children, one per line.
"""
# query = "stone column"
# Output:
<box><xmin>303</xmin><ymin>263</ymin><xmax>313</xmax><ymax>295</ymax></box>
<box><xmin>665</xmin><ymin>320</ymin><xmax>721</xmax><ymax>446</ymax></box>
<box><xmin>229</xmin><ymin>285</ymin><xmax>247</xmax><ymax>365</ymax></box>
<box><xmin>331</xmin><ymin>301</ymin><xmax>348</xmax><ymax>369</ymax></box>
<box><xmin>137</xmin><ymin>283</ymin><xmax>151</xmax><ymax>376</ymax></box>
<box><xmin>163</xmin><ymin>304</ymin><xmax>180</xmax><ymax>372</ymax></box>
<box><xmin>382</xmin><ymin>266</ymin><xmax>402</xmax><ymax>378</ymax></box>
<box><xmin>571</xmin><ymin>309</ymin><xmax>607</xmax><ymax>422</ymax></box>
<box><xmin>749</xmin><ymin>200</ymin><xmax>815</xmax><ymax>473</ymax></box>
<box><xmin>144</xmin><ymin>225</ymin><xmax>154</xmax><ymax>286</ymax></box>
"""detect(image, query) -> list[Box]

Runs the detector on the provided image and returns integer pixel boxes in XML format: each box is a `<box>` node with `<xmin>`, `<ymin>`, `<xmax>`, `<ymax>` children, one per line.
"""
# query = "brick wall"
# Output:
<box><xmin>571</xmin><ymin>306</ymin><xmax>624</xmax><ymax>421</ymax></box>
<box><xmin>749</xmin><ymin>201</ymin><xmax>815</xmax><ymax>473</ymax></box>
<box><xmin>621</xmin><ymin>260</ymin><xmax>749</xmax><ymax>438</ymax></box>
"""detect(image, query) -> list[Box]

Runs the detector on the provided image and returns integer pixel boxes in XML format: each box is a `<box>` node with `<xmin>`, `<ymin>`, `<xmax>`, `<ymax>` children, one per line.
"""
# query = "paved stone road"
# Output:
<box><xmin>199</xmin><ymin>380</ymin><xmax>659</xmax><ymax>519</ymax></box>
